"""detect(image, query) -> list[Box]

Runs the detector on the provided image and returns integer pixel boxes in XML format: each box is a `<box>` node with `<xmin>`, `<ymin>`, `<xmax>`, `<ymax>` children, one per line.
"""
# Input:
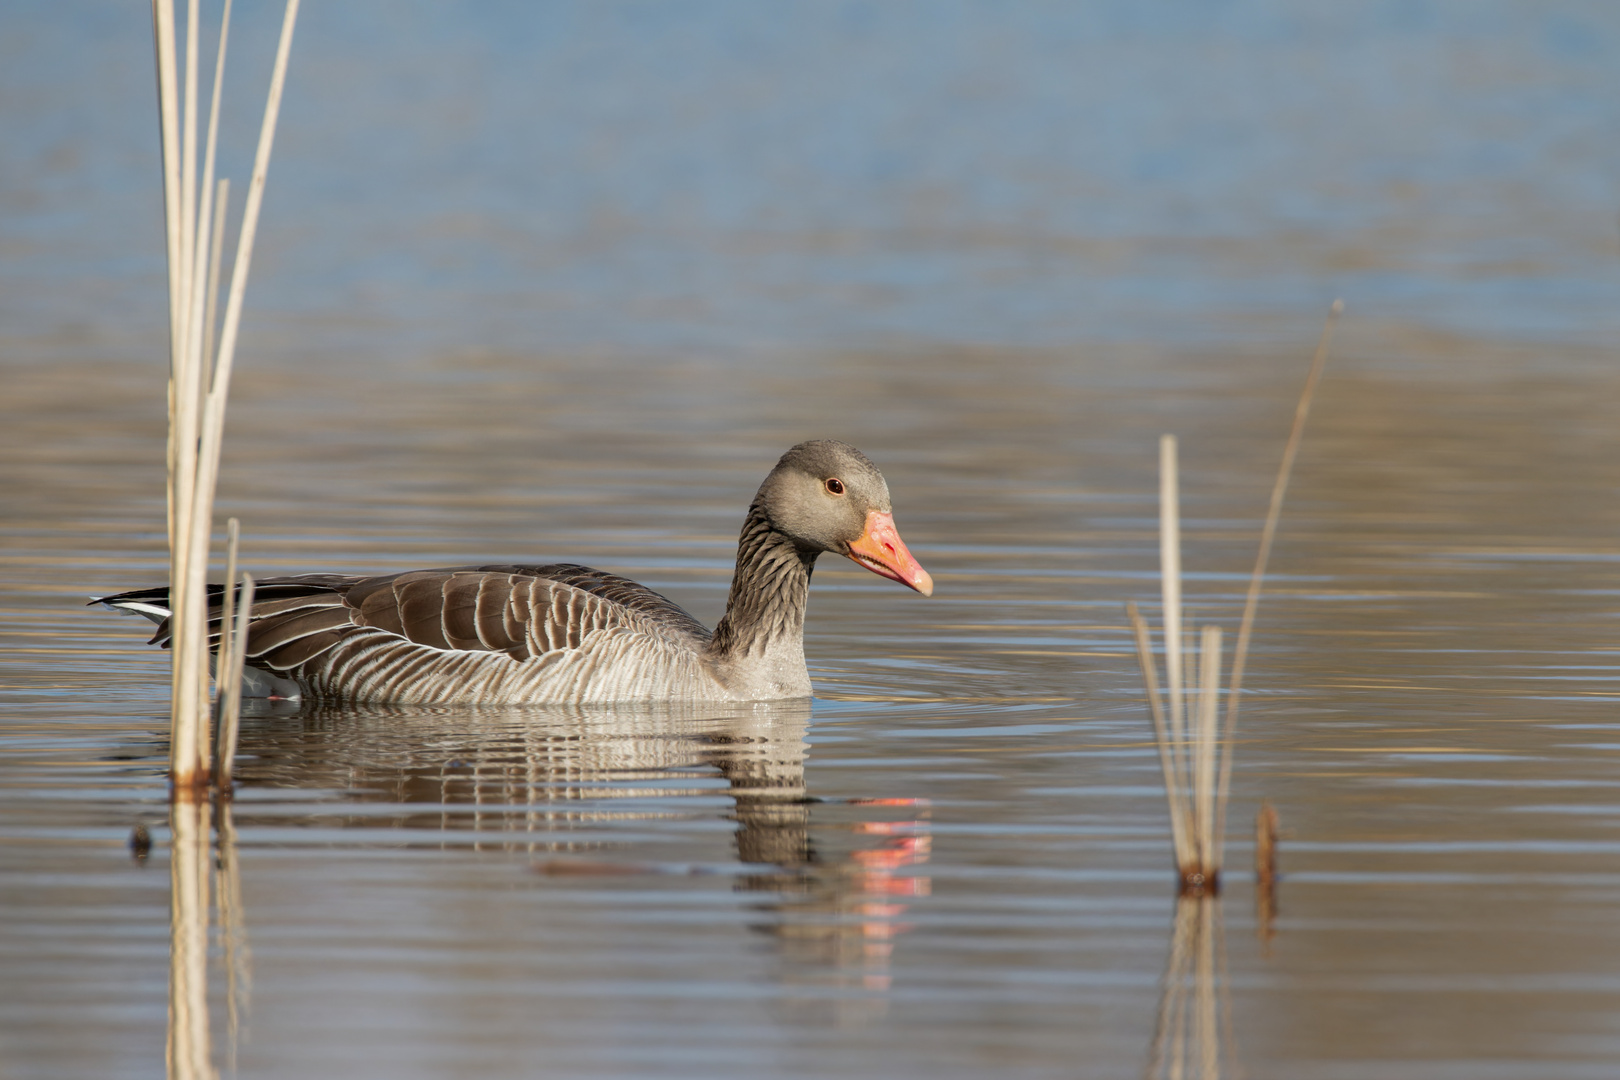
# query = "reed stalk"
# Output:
<box><xmin>1194</xmin><ymin>625</ymin><xmax>1221</xmax><ymax>876</ymax></box>
<box><xmin>216</xmin><ymin>517</ymin><xmax>239</xmax><ymax>710</ymax></box>
<box><xmin>1137</xmin><ymin>438</ymin><xmax>1225</xmax><ymax>891</ymax></box>
<box><xmin>1127</xmin><ymin>601</ymin><xmax>1193</xmax><ymax>873</ymax></box>
<box><xmin>215</xmin><ymin>573</ymin><xmax>254</xmax><ymax>792</ymax></box>
<box><xmin>151</xmin><ymin>0</ymin><xmax>299</xmax><ymax>794</ymax></box>
<box><xmin>214</xmin><ymin>518</ymin><xmax>251</xmax><ymax>792</ymax></box>
<box><xmin>1212</xmin><ymin>300</ymin><xmax>1341</xmax><ymax>862</ymax></box>
<box><xmin>1158</xmin><ymin>435</ymin><xmax>1186</xmax><ymax>753</ymax></box>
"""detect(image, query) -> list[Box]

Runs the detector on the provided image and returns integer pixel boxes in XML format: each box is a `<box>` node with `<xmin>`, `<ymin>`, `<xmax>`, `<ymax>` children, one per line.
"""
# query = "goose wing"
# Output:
<box><xmin>104</xmin><ymin>564</ymin><xmax>711</xmax><ymax>677</ymax></box>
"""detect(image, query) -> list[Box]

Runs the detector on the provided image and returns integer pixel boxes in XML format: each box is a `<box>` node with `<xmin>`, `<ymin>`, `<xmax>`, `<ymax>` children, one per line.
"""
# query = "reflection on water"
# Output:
<box><xmin>6</xmin><ymin>4</ymin><xmax>1620</xmax><ymax>1074</ymax></box>
<box><xmin>1146</xmin><ymin>898</ymin><xmax>1230</xmax><ymax>1080</ymax></box>
<box><xmin>236</xmin><ymin>701</ymin><xmax>932</xmax><ymax>1018</ymax></box>
<box><xmin>164</xmin><ymin>703</ymin><xmax>933</xmax><ymax>1075</ymax></box>
<box><xmin>167</xmin><ymin>800</ymin><xmax>212</xmax><ymax>1080</ymax></box>
<box><xmin>163</xmin><ymin>797</ymin><xmax>252</xmax><ymax>1080</ymax></box>
<box><xmin>7</xmin><ymin>334</ymin><xmax>1620</xmax><ymax>1077</ymax></box>
<box><xmin>5</xmin><ymin>343</ymin><xmax>1620</xmax><ymax>1076</ymax></box>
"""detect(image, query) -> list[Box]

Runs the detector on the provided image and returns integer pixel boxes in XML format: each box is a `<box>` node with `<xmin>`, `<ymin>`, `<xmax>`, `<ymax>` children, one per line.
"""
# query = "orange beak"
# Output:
<box><xmin>844</xmin><ymin>510</ymin><xmax>934</xmax><ymax>596</ymax></box>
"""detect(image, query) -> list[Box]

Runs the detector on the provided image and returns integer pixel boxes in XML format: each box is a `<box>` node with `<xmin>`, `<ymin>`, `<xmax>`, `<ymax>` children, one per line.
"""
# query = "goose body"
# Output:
<box><xmin>99</xmin><ymin>440</ymin><xmax>932</xmax><ymax>706</ymax></box>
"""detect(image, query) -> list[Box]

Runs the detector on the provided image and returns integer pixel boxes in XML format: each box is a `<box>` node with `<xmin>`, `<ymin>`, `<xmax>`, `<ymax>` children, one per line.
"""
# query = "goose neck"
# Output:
<box><xmin>709</xmin><ymin>503</ymin><xmax>816</xmax><ymax>667</ymax></box>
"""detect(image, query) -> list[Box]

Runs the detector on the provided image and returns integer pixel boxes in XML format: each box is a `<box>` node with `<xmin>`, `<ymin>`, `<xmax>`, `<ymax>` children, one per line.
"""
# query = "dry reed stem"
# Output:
<box><xmin>199</xmin><ymin>0</ymin><xmax>300</xmax><ymax>498</ymax></box>
<box><xmin>202</xmin><ymin>178</ymin><xmax>229</xmax><ymax>373</ymax></box>
<box><xmin>215</xmin><ymin>573</ymin><xmax>254</xmax><ymax>792</ymax></box>
<box><xmin>187</xmin><ymin>2</ymin><xmax>299</xmax><ymax>721</ymax></box>
<box><xmin>216</xmin><ymin>515</ymin><xmax>239</xmax><ymax>708</ymax></box>
<box><xmin>154</xmin><ymin>0</ymin><xmax>209</xmax><ymax>787</ymax></box>
<box><xmin>184</xmin><ymin>0</ymin><xmax>231</xmax><ymax>403</ymax></box>
<box><xmin>180</xmin><ymin>0</ymin><xmax>199</xmax><ymax>341</ymax></box>
<box><xmin>153</xmin><ymin>0</ymin><xmax>298</xmax><ymax>792</ymax></box>
<box><xmin>1158</xmin><ymin>435</ymin><xmax>1186</xmax><ymax>747</ymax></box>
<box><xmin>1136</xmin><ymin>435</ymin><xmax>1228</xmax><ymax>889</ymax></box>
<box><xmin>1128</xmin><ymin>601</ymin><xmax>1193</xmax><ymax>872</ymax></box>
<box><xmin>1194</xmin><ymin>625</ymin><xmax>1222</xmax><ymax>877</ymax></box>
<box><xmin>151</xmin><ymin>0</ymin><xmax>183</xmax><ymax>541</ymax></box>
<box><xmin>176</xmin><ymin>2</ymin><xmax>214</xmax><ymax>758</ymax></box>
<box><xmin>1212</xmin><ymin>300</ymin><xmax>1341</xmax><ymax>862</ymax></box>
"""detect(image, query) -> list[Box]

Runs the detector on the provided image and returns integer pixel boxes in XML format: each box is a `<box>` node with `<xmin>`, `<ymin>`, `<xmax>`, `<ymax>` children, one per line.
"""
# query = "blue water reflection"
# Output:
<box><xmin>3</xmin><ymin>0</ymin><xmax>1617</xmax><ymax>362</ymax></box>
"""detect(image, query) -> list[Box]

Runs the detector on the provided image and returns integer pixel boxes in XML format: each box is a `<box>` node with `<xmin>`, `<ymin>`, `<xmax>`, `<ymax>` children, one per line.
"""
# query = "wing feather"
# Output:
<box><xmin>440</xmin><ymin>575</ymin><xmax>486</xmax><ymax>651</ymax></box>
<box><xmin>471</xmin><ymin>575</ymin><xmax>526</xmax><ymax>658</ymax></box>
<box><xmin>102</xmin><ymin>563</ymin><xmax>714</xmax><ymax>702</ymax></box>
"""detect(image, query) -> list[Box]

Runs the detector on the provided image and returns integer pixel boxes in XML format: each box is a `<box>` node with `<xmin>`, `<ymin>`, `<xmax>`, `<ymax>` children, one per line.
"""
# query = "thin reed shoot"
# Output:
<box><xmin>213</xmin><ymin>517</ymin><xmax>252</xmax><ymax>792</ymax></box>
<box><xmin>215</xmin><ymin>573</ymin><xmax>254</xmax><ymax>793</ymax></box>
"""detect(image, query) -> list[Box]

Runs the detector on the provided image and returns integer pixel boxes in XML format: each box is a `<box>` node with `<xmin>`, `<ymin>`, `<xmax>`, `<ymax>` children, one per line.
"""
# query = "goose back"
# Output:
<box><xmin>119</xmin><ymin>565</ymin><xmax>722</xmax><ymax>706</ymax></box>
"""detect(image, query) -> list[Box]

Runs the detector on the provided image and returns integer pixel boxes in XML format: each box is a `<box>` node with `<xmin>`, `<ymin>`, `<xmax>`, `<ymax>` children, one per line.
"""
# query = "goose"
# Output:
<box><xmin>98</xmin><ymin>440</ymin><xmax>933</xmax><ymax>705</ymax></box>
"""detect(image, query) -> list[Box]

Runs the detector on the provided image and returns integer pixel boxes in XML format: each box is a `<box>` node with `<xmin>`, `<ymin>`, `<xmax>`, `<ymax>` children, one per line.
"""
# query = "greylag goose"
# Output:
<box><xmin>98</xmin><ymin>440</ymin><xmax>932</xmax><ymax>705</ymax></box>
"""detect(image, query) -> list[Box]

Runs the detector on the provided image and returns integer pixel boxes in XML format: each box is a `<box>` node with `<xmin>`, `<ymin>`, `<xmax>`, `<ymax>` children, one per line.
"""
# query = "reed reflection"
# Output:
<box><xmin>167</xmin><ymin>798</ymin><xmax>210</xmax><ymax>1080</ymax></box>
<box><xmin>165</xmin><ymin>797</ymin><xmax>250</xmax><ymax>1080</ymax></box>
<box><xmin>230</xmin><ymin>700</ymin><xmax>931</xmax><ymax>1005</ymax></box>
<box><xmin>1145</xmin><ymin>896</ymin><xmax>1232</xmax><ymax>1080</ymax></box>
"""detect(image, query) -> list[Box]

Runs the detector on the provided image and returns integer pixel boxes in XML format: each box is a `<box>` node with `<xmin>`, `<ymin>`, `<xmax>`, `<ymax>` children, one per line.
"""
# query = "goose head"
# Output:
<box><xmin>754</xmin><ymin>440</ymin><xmax>934</xmax><ymax>596</ymax></box>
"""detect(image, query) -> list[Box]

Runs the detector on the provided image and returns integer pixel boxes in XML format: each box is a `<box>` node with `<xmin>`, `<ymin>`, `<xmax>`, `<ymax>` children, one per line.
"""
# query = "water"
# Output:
<box><xmin>3</xmin><ymin>3</ymin><xmax>1620</xmax><ymax>1078</ymax></box>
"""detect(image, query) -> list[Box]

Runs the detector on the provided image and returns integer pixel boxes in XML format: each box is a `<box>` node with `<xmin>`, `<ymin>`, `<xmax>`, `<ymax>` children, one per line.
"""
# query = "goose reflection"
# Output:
<box><xmin>228</xmin><ymin>698</ymin><xmax>930</xmax><ymax>1006</ymax></box>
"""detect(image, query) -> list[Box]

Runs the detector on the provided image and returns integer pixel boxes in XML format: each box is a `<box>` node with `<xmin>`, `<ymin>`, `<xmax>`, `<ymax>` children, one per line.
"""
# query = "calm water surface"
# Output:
<box><xmin>3</xmin><ymin>3</ymin><xmax>1620</xmax><ymax>1079</ymax></box>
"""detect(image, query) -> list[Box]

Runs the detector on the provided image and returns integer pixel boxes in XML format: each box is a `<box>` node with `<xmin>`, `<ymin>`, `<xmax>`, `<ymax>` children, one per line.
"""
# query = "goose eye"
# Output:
<box><xmin>825</xmin><ymin>477</ymin><xmax>846</xmax><ymax>495</ymax></box>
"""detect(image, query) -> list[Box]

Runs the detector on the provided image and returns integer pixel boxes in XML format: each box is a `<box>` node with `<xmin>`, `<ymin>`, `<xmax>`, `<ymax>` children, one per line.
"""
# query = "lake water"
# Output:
<box><xmin>3</xmin><ymin>3</ymin><xmax>1620</xmax><ymax>1078</ymax></box>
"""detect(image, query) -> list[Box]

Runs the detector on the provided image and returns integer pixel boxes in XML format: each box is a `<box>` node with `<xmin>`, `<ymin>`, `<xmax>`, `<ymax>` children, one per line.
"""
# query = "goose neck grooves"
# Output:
<box><xmin>708</xmin><ymin>502</ymin><xmax>816</xmax><ymax>666</ymax></box>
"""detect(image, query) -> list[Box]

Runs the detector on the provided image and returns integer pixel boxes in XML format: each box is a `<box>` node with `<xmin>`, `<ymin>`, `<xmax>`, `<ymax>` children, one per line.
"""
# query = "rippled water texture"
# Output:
<box><xmin>3</xmin><ymin>3</ymin><xmax>1620</xmax><ymax>1078</ymax></box>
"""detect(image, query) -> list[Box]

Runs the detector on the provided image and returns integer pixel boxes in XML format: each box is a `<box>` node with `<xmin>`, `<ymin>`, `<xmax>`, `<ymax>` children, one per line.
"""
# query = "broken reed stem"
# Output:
<box><xmin>217</xmin><ymin>516</ymin><xmax>239</xmax><ymax>708</ymax></box>
<box><xmin>1255</xmin><ymin>801</ymin><xmax>1278</xmax><ymax>890</ymax></box>
<box><xmin>1128</xmin><ymin>601</ymin><xmax>1194</xmax><ymax>872</ymax></box>
<box><xmin>1255</xmin><ymin>801</ymin><xmax>1280</xmax><ymax>945</ymax></box>
<box><xmin>1212</xmin><ymin>300</ymin><xmax>1342</xmax><ymax>862</ymax></box>
<box><xmin>1194</xmin><ymin>625</ymin><xmax>1222</xmax><ymax>877</ymax></box>
<box><xmin>202</xmin><ymin>178</ymin><xmax>229</xmax><ymax>374</ymax></box>
<box><xmin>153</xmin><ymin>0</ymin><xmax>298</xmax><ymax>793</ymax></box>
<box><xmin>214</xmin><ymin>516</ymin><xmax>243</xmax><ymax>791</ymax></box>
<box><xmin>216</xmin><ymin>573</ymin><xmax>254</xmax><ymax>792</ymax></box>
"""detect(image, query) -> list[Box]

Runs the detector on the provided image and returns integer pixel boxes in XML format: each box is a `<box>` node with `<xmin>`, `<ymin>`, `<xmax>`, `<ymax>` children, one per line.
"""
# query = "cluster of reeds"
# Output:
<box><xmin>152</xmin><ymin>0</ymin><xmax>300</xmax><ymax>793</ymax></box>
<box><xmin>1130</xmin><ymin>302</ymin><xmax>1340</xmax><ymax>893</ymax></box>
